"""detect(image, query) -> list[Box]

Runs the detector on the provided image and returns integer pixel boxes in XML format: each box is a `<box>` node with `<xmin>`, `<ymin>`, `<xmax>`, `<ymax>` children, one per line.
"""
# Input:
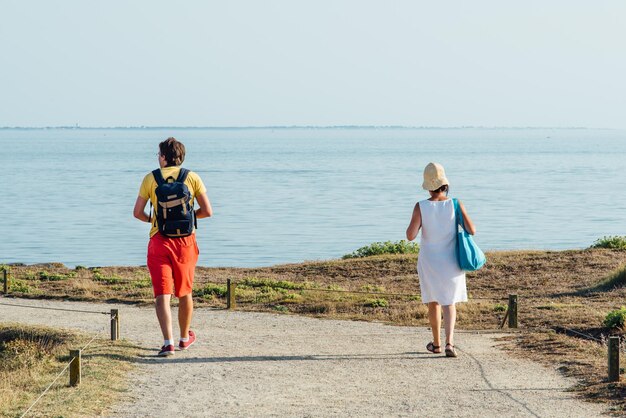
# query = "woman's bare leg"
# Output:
<box><xmin>442</xmin><ymin>304</ymin><xmax>457</xmax><ymax>346</ymax></box>
<box><xmin>428</xmin><ymin>302</ymin><xmax>442</xmax><ymax>349</ymax></box>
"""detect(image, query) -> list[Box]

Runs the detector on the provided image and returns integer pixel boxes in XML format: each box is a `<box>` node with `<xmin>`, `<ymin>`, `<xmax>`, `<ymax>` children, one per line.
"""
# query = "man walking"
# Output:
<box><xmin>133</xmin><ymin>137</ymin><xmax>212</xmax><ymax>356</ymax></box>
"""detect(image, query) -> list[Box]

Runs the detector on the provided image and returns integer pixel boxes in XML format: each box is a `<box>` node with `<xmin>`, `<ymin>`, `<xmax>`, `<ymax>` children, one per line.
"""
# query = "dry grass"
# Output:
<box><xmin>0</xmin><ymin>323</ymin><xmax>141</xmax><ymax>417</ymax></box>
<box><xmin>3</xmin><ymin>248</ymin><xmax>626</xmax><ymax>411</ymax></box>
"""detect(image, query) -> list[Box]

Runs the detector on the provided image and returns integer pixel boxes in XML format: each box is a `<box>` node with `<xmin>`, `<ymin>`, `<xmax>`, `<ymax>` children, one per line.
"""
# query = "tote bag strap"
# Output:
<box><xmin>452</xmin><ymin>198</ymin><xmax>464</xmax><ymax>229</ymax></box>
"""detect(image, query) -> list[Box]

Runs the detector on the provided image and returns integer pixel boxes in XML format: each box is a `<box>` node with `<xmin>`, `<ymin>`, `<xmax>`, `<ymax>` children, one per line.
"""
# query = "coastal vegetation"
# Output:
<box><xmin>604</xmin><ymin>307</ymin><xmax>626</xmax><ymax>330</ymax></box>
<box><xmin>0</xmin><ymin>324</ymin><xmax>140</xmax><ymax>417</ymax></box>
<box><xmin>590</xmin><ymin>235</ymin><xmax>626</xmax><ymax>250</ymax></box>
<box><xmin>342</xmin><ymin>240</ymin><xmax>419</xmax><ymax>259</ymax></box>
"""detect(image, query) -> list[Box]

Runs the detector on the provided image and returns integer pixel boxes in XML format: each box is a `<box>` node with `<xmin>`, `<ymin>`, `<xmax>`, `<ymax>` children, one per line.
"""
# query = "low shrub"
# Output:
<box><xmin>590</xmin><ymin>236</ymin><xmax>626</xmax><ymax>250</ymax></box>
<box><xmin>239</xmin><ymin>277</ymin><xmax>304</xmax><ymax>291</ymax></box>
<box><xmin>343</xmin><ymin>240</ymin><xmax>419</xmax><ymax>259</ymax></box>
<box><xmin>603</xmin><ymin>307</ymin><xmax>626</xmax><ymax>329</ymax></box>
<box><xmin>9</xmin><ymin>279</ymin><xmax>32</xmax><ymax>294</ymax></box>
<box><xmin>364</xmin><ymin>298</ymin><xmax>389</xmax><ymax>308</ymax></box>
<box><xmin>92</xmin><ymin>271</ymin><xmax>125</xmax><ymax>285</ymax></box>
<box><xmin>193</xmin><ymin>283</ymin><xmax>227</xmax><ymax>298</ymax></box>
<box><xmin>38</xmin><ymin>271</ymin><xmax>75</xmax><ymax>281</ymax></box>
<box><xmin>361</xmin><ymin>284</ymin><xmax>385</xmax><ymax>293</ymax></box>
<box><xmin>493</xmin><ymin>303</ymin><xmax>507</xmax><ymax>312</ymax></box>
<box><xmin>282</xmin><ymin>293</ymin><xmax>303</xmax><ymax>303</ymax></box>
<box><xmin>130</xmin><ymin>280</ymin><xmax>152</xmax><ymax>289</ymax></box>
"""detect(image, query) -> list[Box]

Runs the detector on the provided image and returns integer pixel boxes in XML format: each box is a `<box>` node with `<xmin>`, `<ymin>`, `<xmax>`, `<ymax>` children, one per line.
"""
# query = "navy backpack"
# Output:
<box><xmin>151</xmin><ymin>168</ymin><xmax>196</xmax><ymax>238</ymax></box>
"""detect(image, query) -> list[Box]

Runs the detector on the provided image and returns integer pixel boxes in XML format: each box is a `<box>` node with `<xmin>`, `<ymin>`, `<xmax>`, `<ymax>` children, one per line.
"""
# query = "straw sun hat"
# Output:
<box><xmin>422</xmin><ymin>162</ymin><xmax>449</xmax><ymax>191</ymax></box>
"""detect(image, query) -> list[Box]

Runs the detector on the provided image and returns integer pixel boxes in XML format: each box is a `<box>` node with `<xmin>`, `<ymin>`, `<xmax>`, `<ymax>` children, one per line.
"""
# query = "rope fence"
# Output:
<box><xmin>0</xmin><ymin>297</ymin><xmax>122</xmax><ymax>417</ymax></box>
<box><xmin>1</xmin><ymin>268</ymin><xmax>623</xmax><ymax>385</ymax></box>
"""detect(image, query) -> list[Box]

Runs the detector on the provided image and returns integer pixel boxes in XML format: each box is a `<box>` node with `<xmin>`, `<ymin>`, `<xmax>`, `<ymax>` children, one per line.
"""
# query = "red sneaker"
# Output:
<box><xmin>179</xmin><ymin>330</ymin><xmax>196</xmax><ymax>350</ymax></box>
<box><xmin>158</xmin><ymin>344</ymin><xmax>175</xmax><ymax>357</ymax></box>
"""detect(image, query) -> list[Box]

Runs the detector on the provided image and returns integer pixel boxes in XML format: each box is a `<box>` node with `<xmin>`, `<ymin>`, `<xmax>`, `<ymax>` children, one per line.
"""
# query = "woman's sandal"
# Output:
<box><xmin>426</xmin><ymin>342</ymin><xmax>441</xmax><ymax>354</ymax></box>
<box><xmin>445</xmin><ymin>343</ymin><xmax>457</xmax><ymax>358</ymax></box>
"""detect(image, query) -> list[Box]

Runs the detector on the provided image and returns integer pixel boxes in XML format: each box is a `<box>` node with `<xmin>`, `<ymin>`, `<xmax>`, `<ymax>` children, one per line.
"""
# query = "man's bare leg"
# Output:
<box><xmin>155</xmin><ymin>294</ymin><xmax>173</xmax><ymax>342</ymax></box>
<box><xmin>178</xmin><ymin>293</ymin><xmax>193</xmax><ymax>339</ymax></box>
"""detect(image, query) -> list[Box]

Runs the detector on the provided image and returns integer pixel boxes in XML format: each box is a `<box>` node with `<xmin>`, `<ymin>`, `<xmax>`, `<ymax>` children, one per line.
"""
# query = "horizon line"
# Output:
<box><xmin>0</xmin><ymin>125</ymin><xmax>613</xmax><ymax>130</ymax></box>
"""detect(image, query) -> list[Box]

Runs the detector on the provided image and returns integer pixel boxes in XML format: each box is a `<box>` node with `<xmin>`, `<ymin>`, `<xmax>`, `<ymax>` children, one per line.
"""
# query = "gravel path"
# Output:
<box><xmin>0</xmin><ymin>297</ymin><xmax>606</xmax><ymax>417</ymax></box>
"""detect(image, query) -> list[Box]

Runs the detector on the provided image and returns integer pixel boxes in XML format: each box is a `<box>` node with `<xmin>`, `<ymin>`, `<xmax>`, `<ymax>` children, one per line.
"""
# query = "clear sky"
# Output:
<box><xmin>1</xmin><ymin>1</ymin><xmax>625</xmax><ymax>128</ymax></box>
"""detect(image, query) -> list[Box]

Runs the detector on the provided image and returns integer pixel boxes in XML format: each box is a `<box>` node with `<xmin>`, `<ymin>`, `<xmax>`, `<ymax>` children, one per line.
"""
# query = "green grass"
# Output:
<box><xmin>590</xmin><ymin>236</ymin><xmax>626</xmax><ymax>250</ymax></box>
<box><xmin>343</xmin><ymin>240</ymin><xmax>419</xmax><ymax>259</ymax></box>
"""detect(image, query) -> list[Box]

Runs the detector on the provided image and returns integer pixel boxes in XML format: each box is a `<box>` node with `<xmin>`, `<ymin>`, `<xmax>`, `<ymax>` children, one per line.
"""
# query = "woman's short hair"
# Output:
<box><xmin>159</xmin><ymin>137</ymin><xmax>185</xmax><ymax>167</ymax></box>
<box><xmin>431</xmin><ymin>184</ymin><xmax>449</xmax><ymax>194</ymax></box>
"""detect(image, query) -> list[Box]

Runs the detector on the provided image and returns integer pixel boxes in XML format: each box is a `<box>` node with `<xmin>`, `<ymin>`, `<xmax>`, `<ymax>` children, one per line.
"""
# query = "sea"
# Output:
<box><xmin>2</xmin><ymin>127</ymin><xmax>625</xmax><ymax>268</ymax></box>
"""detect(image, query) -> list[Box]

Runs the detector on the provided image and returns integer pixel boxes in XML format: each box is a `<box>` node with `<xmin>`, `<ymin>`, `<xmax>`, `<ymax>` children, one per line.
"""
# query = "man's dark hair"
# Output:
<box><xmin>159</xmin><ymin>137</ymin><xmax>185</xmax><ymax>167</ymax></box>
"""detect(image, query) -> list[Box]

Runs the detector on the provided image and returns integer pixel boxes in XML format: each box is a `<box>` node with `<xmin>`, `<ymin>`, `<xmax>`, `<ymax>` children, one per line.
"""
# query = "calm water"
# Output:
<box><xmin>2</xmin><ymin>127</ymin><xmax>626</xmax><ymax>267</ymax></box>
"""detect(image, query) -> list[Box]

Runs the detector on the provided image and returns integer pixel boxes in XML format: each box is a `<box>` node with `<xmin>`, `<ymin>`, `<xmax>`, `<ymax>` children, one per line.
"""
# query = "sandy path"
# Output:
<box><xmin>0</xmin><ymin>297</ymin><xmax>605</xmax><ymax>417</ymax></box>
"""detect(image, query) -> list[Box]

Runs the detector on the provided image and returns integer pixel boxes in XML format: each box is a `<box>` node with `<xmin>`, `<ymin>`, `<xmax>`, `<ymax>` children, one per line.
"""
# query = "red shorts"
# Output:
<box><xmin>147</xmin><ymin>232</ymin><xmax>199</xmax><ymax>298</ymax></box>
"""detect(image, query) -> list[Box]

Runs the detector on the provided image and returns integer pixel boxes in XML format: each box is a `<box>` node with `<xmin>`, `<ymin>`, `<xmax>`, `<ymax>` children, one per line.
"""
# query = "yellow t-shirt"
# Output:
<box><xmin>138</xmin><ymin>166</ymin><xmax>207</xmax><ymax>237</ymax></box>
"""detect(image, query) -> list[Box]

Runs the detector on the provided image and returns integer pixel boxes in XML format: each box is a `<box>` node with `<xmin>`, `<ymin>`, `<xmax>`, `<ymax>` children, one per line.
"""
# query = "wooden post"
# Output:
<box><xmin>70</xmin><ymin>349</ymin><xmax>81</xmax><ymax>386</ymax></box>
<box><xmin>110</xmin><ymin>309</ymin><xmax>119</xmax><ymax>341</ymax></box>
<box><xmin>2</xmin><ymin>269</ymin><xmax>7</xmax><ymax>294</ymax></box>
<box><xmin>508</xmin><ymin>294</ymin><xmax>518</xmax><ymax>328</ymax></box>
<box><xmin>608</xmin><ymin>336</ymin><xmax>620</xmax><ymax>382</ymax></box>
<box><xmin>227</xmin><ymin>279</ymin><xmax>236</xmax><ymax>310</ymax></box>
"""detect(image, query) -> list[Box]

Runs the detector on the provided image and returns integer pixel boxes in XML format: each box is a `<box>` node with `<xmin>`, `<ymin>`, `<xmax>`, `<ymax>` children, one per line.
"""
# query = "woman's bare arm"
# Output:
<box><xmin>459</xmin><ymin>201</ymin><xmax>476</xmax><ymax>235</ymax></box>
<box><xmin>406</xmin><ymin>202</ymin><xmax>422</xmax><ymax>241</ymax></box>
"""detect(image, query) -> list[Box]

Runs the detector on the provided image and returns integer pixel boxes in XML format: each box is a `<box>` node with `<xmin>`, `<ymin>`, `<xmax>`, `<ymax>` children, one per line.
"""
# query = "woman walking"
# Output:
<box><xmin>406</xmin><ymin>162</ymin><xmax>476</xmax><ymax>357</ymax></box>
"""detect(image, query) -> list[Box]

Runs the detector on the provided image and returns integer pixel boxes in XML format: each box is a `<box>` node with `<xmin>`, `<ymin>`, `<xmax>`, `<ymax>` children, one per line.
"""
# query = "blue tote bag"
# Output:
<box><xmin>452</xmin><ymin>198</ymin><xmax>486</xmax><ymax>271</ymax></box>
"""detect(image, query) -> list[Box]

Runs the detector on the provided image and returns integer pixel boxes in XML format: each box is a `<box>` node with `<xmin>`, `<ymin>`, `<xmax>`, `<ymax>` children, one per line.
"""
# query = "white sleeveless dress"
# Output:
<box><xmin>417</xmin><ymin>199</ymin><xmax>467</xmax><ymax>305</ymax></box>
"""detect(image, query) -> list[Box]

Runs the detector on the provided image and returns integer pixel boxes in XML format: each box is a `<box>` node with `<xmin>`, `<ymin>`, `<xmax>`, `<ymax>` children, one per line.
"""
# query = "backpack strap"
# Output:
<box><xmin>176</xmin><ymin>168</ymin><xmax>190</xmax><ymax>183</ymax></box>
<box><xmin>152</xmin><ymin>169</ymin><xmax>166</xmax><ymax>186</ymax></box>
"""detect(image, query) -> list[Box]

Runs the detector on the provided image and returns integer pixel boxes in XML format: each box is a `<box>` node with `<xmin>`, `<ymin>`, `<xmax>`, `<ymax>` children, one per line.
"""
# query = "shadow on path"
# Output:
<box><xmin>87</xmin><ymin>351</ymin><xmax>449</xmax><ymax>365</ymax></box>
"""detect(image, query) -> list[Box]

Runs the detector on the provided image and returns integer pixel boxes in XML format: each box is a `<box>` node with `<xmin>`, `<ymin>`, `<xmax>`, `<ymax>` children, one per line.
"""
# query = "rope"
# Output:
<box><xmin>285</xmin><ymin>287</ymin><xmax>422</xmax><ymax>298</ymax></box>
<box><xmin>20</xmin><ymin>359</ymin><xmax>74</xmax><ymax>418</ymax></box>
<box><xmin>80</xmin><ymin>334</ymin><xmax>100</xmax><ymax>352</ymax></box>
<box><xmin>16</xmin><ymin>309</ymin><xmax>117</xmax><ymax>417</ymax></box>
<box><xmin>553</xmin><ymin>326</ymin><xmax>604</xmax><ymax>343</ymax></box>
<box><xmin>234</xmin><ymin>285</ymin><xmax>506</xmax><ymax>302</ymax></box>
<box><xmin>0</xmin><ymin>301</ymin><xmax>109</xmax><ymax>315</ymax></box>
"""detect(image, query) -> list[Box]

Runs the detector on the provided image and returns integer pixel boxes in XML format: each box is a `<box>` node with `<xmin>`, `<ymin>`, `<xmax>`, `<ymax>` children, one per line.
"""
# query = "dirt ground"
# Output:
<box><xmin>0</xmin><ymin>298</ymin><xmax>609</xmax><ymax>417</ymax></box>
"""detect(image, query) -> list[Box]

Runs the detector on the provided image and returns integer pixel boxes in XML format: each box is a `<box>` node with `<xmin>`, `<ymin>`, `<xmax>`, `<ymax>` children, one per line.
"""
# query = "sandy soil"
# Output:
<box><xmin>0</xmin><ymin>297</ymin><xmax>607</xmax><ymax>417</ymax></box>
